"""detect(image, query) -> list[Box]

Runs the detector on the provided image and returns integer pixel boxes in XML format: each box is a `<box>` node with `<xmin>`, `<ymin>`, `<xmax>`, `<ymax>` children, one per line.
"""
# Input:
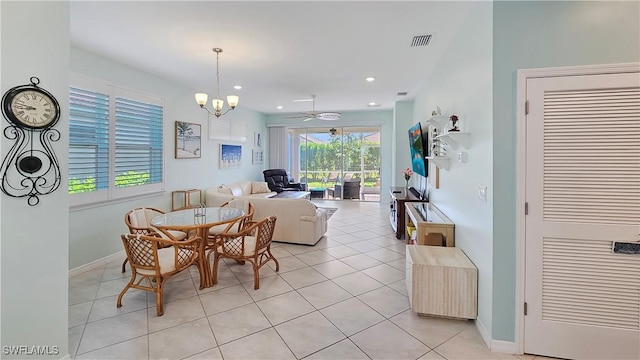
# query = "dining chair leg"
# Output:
<box><xmin>117</xmin><ymin>274</ymin><xmax>136</xmax><ymax>308</ymax></box>
<box><xmin>252</xmin><ymin>260</ymin><xmax>260</xmax><ymax>290</ymax></box>
<box><xmin>155</xmin><ymin>280</ymin><xmax>164</xmax><ymax>316</ymax></box>
<box><xmin>268</xmin><ymin>249</ymin><xmax>280</xmax><ymax>272</ymax></box>
<box><xmin>121</xmin><ymin>258</ymin><xmax>128</xmax><ymax>273</ymax></box>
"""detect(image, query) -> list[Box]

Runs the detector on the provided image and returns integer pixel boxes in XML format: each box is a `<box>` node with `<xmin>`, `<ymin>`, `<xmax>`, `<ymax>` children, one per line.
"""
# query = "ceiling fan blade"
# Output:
<box><xmin>303</xmin><ymin>117</ymin><xmax>315</xmax><ymax>122</ymax></box>
<box><xmin>283</xmin><ymin>112</ymin><xmax>311</xmax><ymax>118</ymax></box>
<box><xmin>317</xmin><ymin>112</ymin><xmax>341</xmax><ymax>121</ymax></box>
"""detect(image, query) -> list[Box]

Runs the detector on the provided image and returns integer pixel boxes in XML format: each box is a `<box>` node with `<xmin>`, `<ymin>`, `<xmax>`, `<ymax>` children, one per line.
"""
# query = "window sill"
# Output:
<box><xmin>69</xmin><ymin>190</ymin><xmax>166</xmax><ymax>212</ymax></box>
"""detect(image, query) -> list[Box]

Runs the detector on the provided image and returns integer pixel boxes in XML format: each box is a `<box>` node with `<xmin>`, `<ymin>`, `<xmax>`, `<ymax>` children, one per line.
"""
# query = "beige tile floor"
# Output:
<box><xmin>69</xmin><ymin>200</ymin><xmax>548</xmax><ymax>360</ymax></box>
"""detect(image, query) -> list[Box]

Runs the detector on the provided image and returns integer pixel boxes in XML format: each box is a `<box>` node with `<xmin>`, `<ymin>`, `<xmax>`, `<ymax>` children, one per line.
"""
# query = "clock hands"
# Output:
<box><xmin>14</xmin><ymin>104</ymin><xmax>37</xmax><ymax>111</ymax></box>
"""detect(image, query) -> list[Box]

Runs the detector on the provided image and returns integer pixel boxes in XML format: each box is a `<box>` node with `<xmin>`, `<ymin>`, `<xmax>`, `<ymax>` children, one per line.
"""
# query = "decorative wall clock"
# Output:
<box><xmin>1</xmin><ymin>76</ymin><xmax>61</xmax><ymax>206</ymax></box>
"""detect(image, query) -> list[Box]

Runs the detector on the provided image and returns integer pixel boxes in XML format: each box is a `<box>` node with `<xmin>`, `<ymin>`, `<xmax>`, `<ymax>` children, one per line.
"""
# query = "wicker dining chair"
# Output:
<box><xmin>123</xmin><ymin>207</ymin><xmax>188</xmax><ymax>273</ymax></box>
<box><xmin>211</xmin><ymin>215</ymin><xmax>278</xmax><ymax>290</ymax></box>
<box><xmin>117</xmin><ymin>233</ymin><xmax>201</xmax><ymax>316</ymax></box>
<box><xmin>208</xmin><ymin>199</ymin><xmax>255</xmax><ymax>236</ymax></box>
<box><xmin>205</xmin><ymin>199</ymin><xmax>255</xmax><ymax>265</ymax></box>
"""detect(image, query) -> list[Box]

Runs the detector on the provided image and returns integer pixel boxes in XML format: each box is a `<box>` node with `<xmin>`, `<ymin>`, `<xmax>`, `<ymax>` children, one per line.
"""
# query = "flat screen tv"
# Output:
<box><xmin>408</xmin><ymin>122</ymin><xmax>428</xmax><ymax>177</ymax></box>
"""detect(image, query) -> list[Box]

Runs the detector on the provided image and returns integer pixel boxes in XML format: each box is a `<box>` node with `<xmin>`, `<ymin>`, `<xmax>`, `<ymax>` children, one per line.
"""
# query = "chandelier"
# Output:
<box><xmin>195</xmin><ymin>48</ymin><xmax>239</xmax><ymax>118</ymax></box>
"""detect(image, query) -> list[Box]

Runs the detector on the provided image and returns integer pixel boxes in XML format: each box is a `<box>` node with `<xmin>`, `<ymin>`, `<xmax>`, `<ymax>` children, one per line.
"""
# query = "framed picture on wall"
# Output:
<box><xmin>254</xmin><ymin>131</ymin><xmax>263</xmax><ymax>147</ymax></box>
<box><xmin>220</xmin><ymin>144</ymin><xmax>242</xmax><ymax>168</ymax></box>
<box><xmin>252</xmin><ymin>149</ymin><xmax>264</xmax><ymax>164</ymax></box>
<box><xmin>175</xmin><ymin>121</ymin><xmax>201</xmax><ymax>159</ymax></box>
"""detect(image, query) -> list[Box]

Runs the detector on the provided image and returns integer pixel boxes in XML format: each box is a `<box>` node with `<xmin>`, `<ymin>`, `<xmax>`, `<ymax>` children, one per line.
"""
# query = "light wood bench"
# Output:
<box><xmin>406</xmin><ymin>245</ymin><xmax>477</xmax><ymax>319</ymax></box>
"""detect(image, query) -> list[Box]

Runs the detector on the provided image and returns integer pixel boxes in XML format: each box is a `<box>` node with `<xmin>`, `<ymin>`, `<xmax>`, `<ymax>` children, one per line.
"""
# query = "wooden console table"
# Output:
<box><xmin>406</xmin><ymin>245</ymin><xmax>477</xmax><ymax>319</ymax></box>
<box><xmin>405</xmin><ymin>202</ymin><xmax>455</xmax><ymax>246</ymax></box>
<box><xmin>389</xmin><ymin>187</ymin><xmax>428</xmax><ymax>239</ymax></box>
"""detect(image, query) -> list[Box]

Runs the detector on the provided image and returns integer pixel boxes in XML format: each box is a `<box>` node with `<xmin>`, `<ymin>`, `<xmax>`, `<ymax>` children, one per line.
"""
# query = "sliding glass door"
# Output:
<box><xmin>290</xmin><ymin>126</ymin><xmax>380</xmax><ymax>202</ymax></box>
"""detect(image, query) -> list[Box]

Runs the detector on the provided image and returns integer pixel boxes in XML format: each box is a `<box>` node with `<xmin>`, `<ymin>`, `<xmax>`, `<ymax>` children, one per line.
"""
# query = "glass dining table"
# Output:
<box><xmin>150</xmin><ymin>206</ymin><xmax>244</xmax><ymax>289</ymax></box>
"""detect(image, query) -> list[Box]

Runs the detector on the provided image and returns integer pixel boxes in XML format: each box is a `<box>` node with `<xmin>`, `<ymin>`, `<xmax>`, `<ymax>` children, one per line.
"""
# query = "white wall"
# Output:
<box><xmin>69</xmin><ymin>47</ymin><xmax>267</xmax><ymax>268</ymax></box>
<box><xmin>1</xmin><ymin>2</ymin><xmax>70</xmax><ymax>357</ymax></box>
<box><xmin>393</xmin><ymin>101</ymin><xmax>416</xmax><ymax>188</ymax></box>
<box><xmin>411</xmin><ymin>1</ymin><xmax>494</xmax><ymax>338</ymax></box>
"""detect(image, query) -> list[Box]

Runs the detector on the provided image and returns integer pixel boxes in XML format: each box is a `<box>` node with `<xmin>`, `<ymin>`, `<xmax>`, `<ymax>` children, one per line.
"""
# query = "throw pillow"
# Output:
<box><xmin>251</xmin><ymin>182</ymin><xmax>271</xmax><ymax>194</ymax></box>
<box><xmin>218</xmin><ymin>185</ymin><xmax>232</xmax><ymax>194</ymax></box>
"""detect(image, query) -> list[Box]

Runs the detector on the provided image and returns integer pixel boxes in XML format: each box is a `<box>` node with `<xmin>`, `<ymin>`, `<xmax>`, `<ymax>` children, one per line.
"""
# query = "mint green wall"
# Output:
<box><xmin>70</xmin><ymin>47</ymin><xmax>267</xmax><ymax>269</ymax></box>
<box><xmin>492</xmin><ymin>1</ymin><xmax>640</xmax><ymax>341</ymax></box>
<box><xmin>1</xmin><ymin>2</ymin><xmax>70</xmax><ymax>357</ymax></box>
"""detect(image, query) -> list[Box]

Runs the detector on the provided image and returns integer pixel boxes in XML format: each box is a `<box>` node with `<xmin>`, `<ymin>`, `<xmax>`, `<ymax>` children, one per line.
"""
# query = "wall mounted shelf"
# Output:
<box><xmin>426</xmin><ymin>115</ymin><xmax>450</xmax><ymax>127</ymax></box>
<box><xmin>425</xmin><ymin>155</ymin><xmax>450</xmax><ymax>170</ymax></box>
<box><xmin>435</xmin><ymin>131</ymin><xmax>471</xmax><ymax>150</ymax></box>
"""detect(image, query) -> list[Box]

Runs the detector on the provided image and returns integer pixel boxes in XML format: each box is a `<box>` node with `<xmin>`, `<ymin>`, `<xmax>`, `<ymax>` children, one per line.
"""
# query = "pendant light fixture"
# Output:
<box><xmin>195</xmin><ymin>48</ymin><xmax>239</xmax><ymax>118</ymax></box>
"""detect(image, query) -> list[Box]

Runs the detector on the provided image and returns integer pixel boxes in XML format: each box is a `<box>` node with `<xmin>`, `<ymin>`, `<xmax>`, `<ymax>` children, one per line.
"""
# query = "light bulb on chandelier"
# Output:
<box><xmin>195</xmin><ymin>48</ymin><xmax>239</xmax><ymax>118</ymax></box>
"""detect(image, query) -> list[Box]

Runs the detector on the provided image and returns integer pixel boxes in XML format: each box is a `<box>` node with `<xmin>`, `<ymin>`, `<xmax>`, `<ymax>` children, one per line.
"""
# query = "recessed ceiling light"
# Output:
<box><xmin>368</xmin><ymin>102</ymin><xmax>377</xmax><ymax>106</ymax></box>
<box><xmin>277</xmin><ymin>105</ymin><xmax>283</xmax><ymax>110</ymax></box>
<box><xmin>234</xmin><ymin>85</ymin><xmax>242</xmax><ymax>90</ymax></box>
<box><xmin>365</xmin><ymin>77</ymin><xmax>375</xmax><ymax>82</ymax></box>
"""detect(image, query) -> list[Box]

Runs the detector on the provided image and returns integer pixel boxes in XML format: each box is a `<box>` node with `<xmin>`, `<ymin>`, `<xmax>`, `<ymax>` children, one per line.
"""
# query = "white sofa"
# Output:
<box><xmin>205</xmin><ymin>181</ymin><xmax>328</xmax><ymax>245</ymax></box>
<box><xmin>205</xmin><ymin>181</ymin><xmax>277</xmax><ymax>206</ymax></box>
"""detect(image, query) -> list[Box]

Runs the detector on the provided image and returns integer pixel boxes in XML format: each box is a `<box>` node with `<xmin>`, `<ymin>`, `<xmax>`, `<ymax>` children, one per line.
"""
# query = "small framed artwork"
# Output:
<box><xmin>175</xmin><ymin>121</ymin><xmax>201</xmax><ymax>159</ymax></box>
<box><xmin>254</xmin><ymin>131</ymin><xmax>263</xmax><ymax>147</ymax></box>
<box><xmin>220</xmin><ymin>144</ymin><xmax>242</xmax><ymax>168</ymax></box>
<box><xmin>252</xmin><ymin>149</ymin><xmax>264</xmax><ymax>165</ymax></box>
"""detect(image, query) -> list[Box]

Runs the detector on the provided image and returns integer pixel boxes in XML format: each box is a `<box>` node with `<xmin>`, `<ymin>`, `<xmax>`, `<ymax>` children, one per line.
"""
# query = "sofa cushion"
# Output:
<box><xmin>227</xmin><ymin>183</ymin><xmax>245</xmax><ymax>196</ymax></box>
<box><xmin>252</xmin><ymin>182</ymin><xmax>271</xmax><ymax>194</ymax></box>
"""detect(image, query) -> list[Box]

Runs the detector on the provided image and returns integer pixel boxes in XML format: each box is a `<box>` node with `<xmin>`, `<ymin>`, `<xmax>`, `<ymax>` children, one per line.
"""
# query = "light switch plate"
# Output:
<box><xmin>478</xmin><ymin>185</ymin><xmax>487</xmax><ymax>202</ymax></box>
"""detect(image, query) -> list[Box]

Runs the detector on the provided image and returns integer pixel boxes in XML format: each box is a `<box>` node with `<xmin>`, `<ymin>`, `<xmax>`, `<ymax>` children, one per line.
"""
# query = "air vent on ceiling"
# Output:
<box><xmin>410</xmin><ymin>34</ymin><xmax>432</xmax><ymax>47</ymax></box>
<box><xmin>397</xmin><ymin>92</ymin><xmax>408</xmax><ymax>96</ymax></box>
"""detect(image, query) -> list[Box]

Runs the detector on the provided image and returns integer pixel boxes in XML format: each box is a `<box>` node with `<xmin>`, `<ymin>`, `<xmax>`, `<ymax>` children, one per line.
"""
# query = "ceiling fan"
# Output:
<box><xmin>284</xmin><ymin>94</ymin><xmax>341</xmax><ymax>122</ymax></box>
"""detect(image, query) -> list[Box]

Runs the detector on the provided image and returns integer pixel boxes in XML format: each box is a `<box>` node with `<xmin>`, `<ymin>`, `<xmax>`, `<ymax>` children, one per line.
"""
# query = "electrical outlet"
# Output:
<box><xmin>478</xmin><ymin>185</ymin><xmax>487</xmax><ymax>202</ymax></box>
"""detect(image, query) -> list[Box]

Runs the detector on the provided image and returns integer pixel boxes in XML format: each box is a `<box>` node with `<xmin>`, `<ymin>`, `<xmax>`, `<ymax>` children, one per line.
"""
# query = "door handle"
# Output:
<box><xmin>612</xmin><ymin>241</ymin><xmax>640</xmax><ymax>255</ymax></box>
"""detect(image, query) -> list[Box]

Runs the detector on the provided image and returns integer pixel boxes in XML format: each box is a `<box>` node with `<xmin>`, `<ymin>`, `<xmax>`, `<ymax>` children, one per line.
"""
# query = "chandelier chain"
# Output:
<box><xmin>216</xmin><ymin>50</ymin><xmax>221</xmax><ymax>105</ymax></box>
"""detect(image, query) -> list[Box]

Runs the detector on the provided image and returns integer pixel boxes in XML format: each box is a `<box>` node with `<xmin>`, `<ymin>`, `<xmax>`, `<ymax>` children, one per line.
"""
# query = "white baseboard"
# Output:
<box><xmin>68</xmin><ymin>250</ymin><xmax>125</xmax><ymax>278</ymax></box>
<box><xmin>475</xmin><ymin>318</ymin><xmax>491</xmax><ymax>348</ymax></box>
<box><xmin>491</xmin><ymin>339</ymin><xmax>518</xmax><ymax>354</ymax></box>
<box><xmin>475</xmin><ymin>319</ymin><xmax>518</xmax><ymax>354</ymax></box>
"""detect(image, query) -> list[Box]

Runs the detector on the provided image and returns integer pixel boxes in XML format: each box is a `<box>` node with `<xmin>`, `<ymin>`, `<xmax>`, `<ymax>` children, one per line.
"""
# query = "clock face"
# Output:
<box><xmin>9</xmin><ymin>89</ymin><xmax>58</xmax><ymax>129</ymax></box>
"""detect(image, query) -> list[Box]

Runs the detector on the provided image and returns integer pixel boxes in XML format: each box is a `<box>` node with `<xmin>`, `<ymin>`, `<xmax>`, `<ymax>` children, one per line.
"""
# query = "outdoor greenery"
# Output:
<box><xmin>300</xmin><ymin>132</ymin><xmax>380</xmax><ymax>187</ymax></box>
<box><xmin>69</xmin><ymin>171</ymin><xmax>150</xmax><ymax>194</ymax></box>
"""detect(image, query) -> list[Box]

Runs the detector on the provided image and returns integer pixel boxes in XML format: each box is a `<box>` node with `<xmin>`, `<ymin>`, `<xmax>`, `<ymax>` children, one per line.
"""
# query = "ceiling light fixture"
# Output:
<box><xmin>277</xmin><ymin>106</ymin><xmax>283</xmax><ymax>110</ymax></box>
<box><xmin>365</xmin><ymin>76</ymin><xmax>375</xmax><ymax>82</ymax></box>
<box><xmin>195</xmin><ymin>48</ymin><xmax>239</xmax><ymax>118</ymax></box>
<box><xmin>233</xmin><ymin>85</ymin><xmax>242</xmax><ymax>90</ymax></box>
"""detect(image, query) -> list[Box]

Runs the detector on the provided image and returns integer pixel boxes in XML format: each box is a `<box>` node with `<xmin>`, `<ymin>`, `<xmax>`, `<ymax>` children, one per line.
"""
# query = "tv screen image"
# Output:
<box><xmin>408</xmin><ymin>122</ymin><xmax>428</xmax><ymax>177</ymax></box>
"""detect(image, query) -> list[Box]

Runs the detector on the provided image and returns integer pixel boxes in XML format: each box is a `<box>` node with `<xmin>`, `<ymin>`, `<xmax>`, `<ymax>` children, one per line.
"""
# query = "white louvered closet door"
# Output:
<box><xmin>524</xmin><ymin>72</ymin><xmax>640</xmax><ymax>359</ymax></box>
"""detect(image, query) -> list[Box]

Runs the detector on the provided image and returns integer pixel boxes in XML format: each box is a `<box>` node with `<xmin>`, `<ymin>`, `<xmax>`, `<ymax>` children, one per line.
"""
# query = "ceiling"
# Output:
<box><xmin>70</xmin><ymin>1</ymin><xmax>478</xmax><ymax>115</ymax></box>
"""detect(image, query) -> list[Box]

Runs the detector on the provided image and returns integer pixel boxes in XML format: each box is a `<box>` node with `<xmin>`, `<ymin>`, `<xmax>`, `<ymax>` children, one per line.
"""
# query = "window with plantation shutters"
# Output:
<box><xmin>114</xmin><ymin>97</ymin><xmax>163</xmax><ymax>189</ymax></box>
<box><xmin>69</xmin><ymin>87</ymin><xmax>110</xmax><ymax>194</ymax></box>
<box><xmin>69</xmin><ymin>75</ymin><xmax>164</xmax><ymax>206</ymax></box>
